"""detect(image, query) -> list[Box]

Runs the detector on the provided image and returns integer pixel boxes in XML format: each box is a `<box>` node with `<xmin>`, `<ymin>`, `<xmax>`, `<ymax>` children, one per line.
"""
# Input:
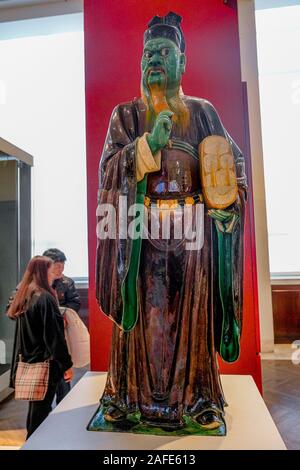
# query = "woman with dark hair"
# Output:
<box><xmin>8</xmin><ymin>256</ymin><xmax>73</xmax><ymax>438</ymax></box>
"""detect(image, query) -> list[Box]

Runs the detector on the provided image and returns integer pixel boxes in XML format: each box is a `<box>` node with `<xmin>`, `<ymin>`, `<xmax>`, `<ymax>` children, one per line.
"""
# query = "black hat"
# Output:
<box><xmin>144</xmin><ymin>11</ymin><xmax>185</xmax><ymax>52</ymax></box>
<box><xmin>43</xmin><ymin>248</ymin><xmax>66</xmax><ymax>263</ymax></box>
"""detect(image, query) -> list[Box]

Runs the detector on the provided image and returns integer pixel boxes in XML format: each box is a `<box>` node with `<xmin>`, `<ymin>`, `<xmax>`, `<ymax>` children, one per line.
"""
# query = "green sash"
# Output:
<box><xmin>121</xmin><ymin>176</ymin><xmax>147</xmax><ymax>331</ymax></box>
<box><xmin>214</xmin><ymin>216</ymin><xmax>240</xmax><ymax>363</ymax></box>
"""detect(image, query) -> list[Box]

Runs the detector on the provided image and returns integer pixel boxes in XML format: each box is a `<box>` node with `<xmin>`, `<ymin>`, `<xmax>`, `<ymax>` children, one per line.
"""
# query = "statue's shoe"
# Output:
<box><xmin>195</xmin><ymin>409</ymin><xmax>224</xmax><ymax>430</ymax></box>
<box><xmin>103</xmin><ymin>405</ymin><xmax>127</xmax><ymax>423</ymax></box>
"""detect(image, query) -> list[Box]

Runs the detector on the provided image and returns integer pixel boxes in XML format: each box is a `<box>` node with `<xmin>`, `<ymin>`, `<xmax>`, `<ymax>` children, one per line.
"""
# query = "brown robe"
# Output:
<box><xmin>96</xmin><ymin>96</ymin><xmax>247</xmax><ymax>426</ymax></box>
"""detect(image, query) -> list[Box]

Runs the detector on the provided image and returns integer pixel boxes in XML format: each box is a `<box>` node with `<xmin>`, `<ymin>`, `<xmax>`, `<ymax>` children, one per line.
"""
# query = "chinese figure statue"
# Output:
<box><xmin>89</xmin><ymin>11</ymin><xmax>247</xmax><ymax>436</ymax></box>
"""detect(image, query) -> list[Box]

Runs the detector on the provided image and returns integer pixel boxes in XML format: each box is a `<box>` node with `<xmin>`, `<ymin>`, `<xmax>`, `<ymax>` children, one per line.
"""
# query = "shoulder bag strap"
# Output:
<box><xmin>17</xmin><ymin>316</ymin><xmax>23</xmax><ymax>362</ymax></box>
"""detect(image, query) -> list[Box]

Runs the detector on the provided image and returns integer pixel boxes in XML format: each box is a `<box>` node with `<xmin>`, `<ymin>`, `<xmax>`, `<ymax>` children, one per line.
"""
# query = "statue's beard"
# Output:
<box><xmin>141</xmin><ymin>76</ymin><xmax>190</xmax><ymax>134</ymax></box>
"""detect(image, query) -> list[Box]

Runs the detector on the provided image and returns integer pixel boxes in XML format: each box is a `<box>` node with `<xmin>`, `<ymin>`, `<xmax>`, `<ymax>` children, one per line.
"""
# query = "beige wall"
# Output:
<box><xmin>238</xmin><ymin>0</ymin><xmax>274</xmax><ymax>353</ymax></box>
<box><xmin>0</xmin><ymin>161</ymin><xmax>17</xmax><ymax>202</ymax></box>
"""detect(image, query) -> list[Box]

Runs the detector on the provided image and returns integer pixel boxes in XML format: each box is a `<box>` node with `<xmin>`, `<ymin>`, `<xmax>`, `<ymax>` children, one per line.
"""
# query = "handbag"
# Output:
<box><xmin>15</xmin><ymin>355</ymin><xmax>50</xmax><ymax>401</ymax></box>
<box><xmin>63</xmin><ymin>308</ymin><xmax>90</xmax><ymax>368</ymax></box>
<box><xmin>14</xmin><ymin>317</ymin><xmax>50</xmax><ymax>401</ymax></box>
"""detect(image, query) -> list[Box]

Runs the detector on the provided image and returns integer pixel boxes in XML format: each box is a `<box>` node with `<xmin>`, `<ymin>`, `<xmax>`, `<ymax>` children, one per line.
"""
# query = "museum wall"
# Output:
<box><xmin>84</xmin><ymin>0</ymin><xmax>262</xmax><ymax>388</ymax></box>
<box><xmin>237</xmin><ymin>0</ymin><xmax>274</xmax><ymax>353</ymax></box>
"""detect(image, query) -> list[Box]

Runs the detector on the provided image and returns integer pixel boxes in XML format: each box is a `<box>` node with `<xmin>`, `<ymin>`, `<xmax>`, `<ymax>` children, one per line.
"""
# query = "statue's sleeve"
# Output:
<box><xmin>96</xmin><ymin>103</ymin><xmax>138</xmax><ymax>325</ymax></box>
<box><xmin>97</xmin><ymin>104</ymin><xmax>163</xmax><ymax>328</ymax></box>
<box><xmin>201</xmin><ymin>99</ymin><xmax>246</xmax><ymax>361</ymax></box>
<box><xmin>201</xmin><ymin>99</ymin><xmax>248</xmax><ymax>191</ymax></box>
<box><xmin>136</xmin><ymin>133</ymin><xmax>161</xmax><ymax>182</ymax></box>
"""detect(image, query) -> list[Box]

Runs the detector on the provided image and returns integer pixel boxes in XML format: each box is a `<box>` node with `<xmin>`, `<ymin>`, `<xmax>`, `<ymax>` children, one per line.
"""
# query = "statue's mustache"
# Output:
<box><xmin>145</xmin><ymin>67</ymin><xmax>166</xmax><ymax>77</ymax></box>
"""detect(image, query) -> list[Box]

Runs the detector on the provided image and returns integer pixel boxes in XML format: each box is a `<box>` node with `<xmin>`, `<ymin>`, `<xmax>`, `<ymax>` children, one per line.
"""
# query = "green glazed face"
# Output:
<box><xmin>141</xmin><ymin>38</ymin><xmax>186</xmax><ymax>93</ymax></box>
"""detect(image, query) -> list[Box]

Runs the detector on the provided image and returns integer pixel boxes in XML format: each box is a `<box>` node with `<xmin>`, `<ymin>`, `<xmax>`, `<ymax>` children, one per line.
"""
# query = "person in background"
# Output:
<box><xmin>8</xmin><ymin>256</ymin><xmax>73</xmax><ymax>439</ymax></box>
<box><xmin>42</xmin><ymin>248</ymin><xmax>81</xmax><ymax>313</ymax></box>
<box><xmin>42</xmin><ymin>248</ymin><xmax>81</xmax><ymax>404</ymax></box>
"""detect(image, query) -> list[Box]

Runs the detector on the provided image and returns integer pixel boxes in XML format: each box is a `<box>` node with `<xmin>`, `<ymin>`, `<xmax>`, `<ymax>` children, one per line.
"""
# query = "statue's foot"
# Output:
<box><xmin>195</xmin><ymin>409</ymin><xmax>224</xmax><ymax>430</ymax></box>
<box><xmin>104</xmin><ymin>405</ymin><xmax>127</xmax><ymax>423</ymax></box>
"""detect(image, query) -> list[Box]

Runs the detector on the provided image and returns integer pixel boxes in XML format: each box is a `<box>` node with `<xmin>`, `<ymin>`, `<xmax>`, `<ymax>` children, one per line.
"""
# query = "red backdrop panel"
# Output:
<box><xmin>84</xmin><ymin>0</ymin><xmax>262</xmax><ymax>389</ymax></box>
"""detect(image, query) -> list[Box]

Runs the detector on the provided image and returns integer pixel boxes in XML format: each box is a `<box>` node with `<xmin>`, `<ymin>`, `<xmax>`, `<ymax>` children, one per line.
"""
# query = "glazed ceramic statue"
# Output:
<box><xmin>89</xmin><ymin>11</ymin><xmax>247</xmax><ymax>436</ymax></box>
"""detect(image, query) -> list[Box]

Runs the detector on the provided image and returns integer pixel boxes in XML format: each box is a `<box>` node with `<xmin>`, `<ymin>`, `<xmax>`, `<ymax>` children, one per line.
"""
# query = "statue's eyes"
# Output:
<box><xmin>160</xmin><ymin>48</ymin><xmax>169</xmax><ymax>57</ymax></box>
<box><xmin>144</xmin><ymin>51</ymin><xmax>152</xmax><ymax>60</ymax></box>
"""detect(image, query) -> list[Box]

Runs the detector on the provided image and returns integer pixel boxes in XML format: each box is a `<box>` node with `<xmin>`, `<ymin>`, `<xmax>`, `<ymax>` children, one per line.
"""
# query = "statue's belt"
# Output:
<box><xmin>144</xmin><ymin>192</ymin><xmax>203</xmax><ymax>208</ymax></box>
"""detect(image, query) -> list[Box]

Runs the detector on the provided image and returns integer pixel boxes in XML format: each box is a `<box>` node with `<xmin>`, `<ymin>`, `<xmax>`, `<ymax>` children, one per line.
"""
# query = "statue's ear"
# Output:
<box><xmin>180</xmin><ymin>53</ymin><xmax>186</xmax><ymax>74</ymax></box>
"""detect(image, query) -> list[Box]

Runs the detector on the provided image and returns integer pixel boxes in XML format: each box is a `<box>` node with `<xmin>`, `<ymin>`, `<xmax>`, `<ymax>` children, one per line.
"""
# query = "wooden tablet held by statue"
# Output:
<box><xmin>199</xmin><ymin>135</ymin><xmax>238</xmax><ymax>209</ymax></box>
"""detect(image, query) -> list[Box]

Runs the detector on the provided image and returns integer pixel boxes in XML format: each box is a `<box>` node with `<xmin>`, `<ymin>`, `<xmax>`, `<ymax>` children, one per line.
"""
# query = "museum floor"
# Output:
<box><xmin>0</xmin><ymin>360</ymin><xmax>299</xmax><ymax>450</ymax></box>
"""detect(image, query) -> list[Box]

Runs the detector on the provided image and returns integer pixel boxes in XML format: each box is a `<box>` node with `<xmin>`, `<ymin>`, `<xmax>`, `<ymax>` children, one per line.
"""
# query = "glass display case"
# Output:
<box><xmin>0</xmin><ymin>138</ymin><xmax>32</xmax><ymax>397</ymax></box>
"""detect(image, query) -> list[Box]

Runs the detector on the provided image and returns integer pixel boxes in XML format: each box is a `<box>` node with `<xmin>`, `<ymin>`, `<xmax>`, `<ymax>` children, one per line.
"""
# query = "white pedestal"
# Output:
<box><xmin>22</xmin><ymin>372</ymin><xmax>286</xmax><ymax>450</ymax></box>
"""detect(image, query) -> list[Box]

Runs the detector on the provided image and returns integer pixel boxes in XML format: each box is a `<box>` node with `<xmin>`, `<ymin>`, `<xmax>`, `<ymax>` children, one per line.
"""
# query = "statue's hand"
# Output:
<box><xmin>147</xmin><ymin>110</ymin><xmax>174</xmax><ymax>155</ymax></box>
